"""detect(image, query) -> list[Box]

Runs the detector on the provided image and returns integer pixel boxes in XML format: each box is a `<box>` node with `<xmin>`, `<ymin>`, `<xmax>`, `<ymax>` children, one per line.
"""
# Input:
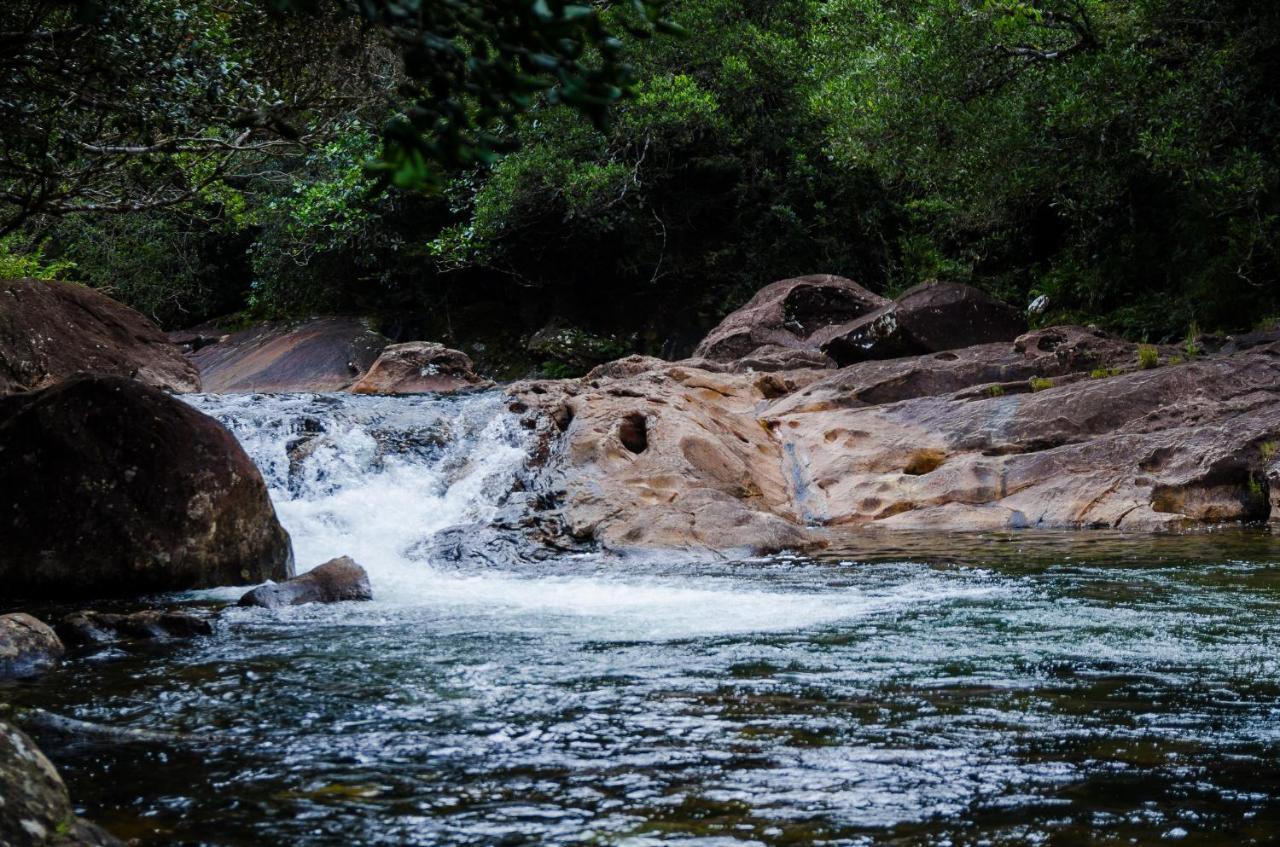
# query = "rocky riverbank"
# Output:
<box><xmin>507</xmin><ymin>277</ymin><xmax>1280</xmax><ymax>553</ymax></box>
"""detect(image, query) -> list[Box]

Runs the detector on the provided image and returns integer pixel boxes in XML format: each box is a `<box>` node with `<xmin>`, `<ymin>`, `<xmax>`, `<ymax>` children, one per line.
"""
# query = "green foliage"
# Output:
<box><xmin>815</xmin><ymin>0</ymin><xmax>1280</xmax><ymax>338</ymax></box>
<box><xmin>1247</xmin><ymin>473</ymin><xmax>1265</xmax><ymax>502</ymax></box>
<box><xmin>1138</xmin><ymin>345</ymin><xmax>1160</xmax><ymax>369</ymax></box>
<box><xmin>1090</xmin><ymin>367</ymin><xmax>1122</xmax><ymax>379</ymax></box>
<box><xmin>988</xmin><ymin>384</ymin><xmax>1007</xmax><ymax>398</ymax></box>
<box><xmin>52</xmin><ymin>212</ymin><xmax>251</xmax><ymax>327</ymax></box>
<box><xmin>1184</xmin><ymin>323</ymin><xmax>1203</xmax><ymax>358</ymax></box>
<box><xmin>0</xmin><ymin>235</ymin><xmax>75</xmax><ymax>280</ymax></box>
<box><xmin>1029</xmin><ymin>377</ymin><xmax>1054</xmax><ymax>392</ymax></box>
<box><xmin>291</xmin><ymin>0</ymin><xmax>679</xmax><ymax>190</ymax></box>
<box><xmin>1261</xmin><ymin>441</ymin><xmax>1278</xmax><ymax>462</ymax></box>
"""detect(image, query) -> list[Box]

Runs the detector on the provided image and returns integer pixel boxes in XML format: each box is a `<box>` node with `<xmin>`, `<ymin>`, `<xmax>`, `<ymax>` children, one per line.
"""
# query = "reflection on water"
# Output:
<box><xmin>4</xmin><ymin>394</ymin><xmax>1279</xmax><ymax>845</ymax></box>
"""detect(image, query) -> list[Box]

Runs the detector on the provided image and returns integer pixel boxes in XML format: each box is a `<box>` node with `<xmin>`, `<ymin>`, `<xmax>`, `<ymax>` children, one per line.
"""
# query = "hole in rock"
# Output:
<box><xmin>619</xmin><ymin>413</ymin><xmax>648</xmax><ymax>454</ymax></box>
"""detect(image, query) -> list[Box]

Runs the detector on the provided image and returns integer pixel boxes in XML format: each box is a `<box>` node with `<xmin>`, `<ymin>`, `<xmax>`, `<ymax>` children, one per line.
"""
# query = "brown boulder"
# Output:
<box><xmin>189</xmin><ymin>317</ymin><xmax>388</xmax><ymax>392</ymax></box>
<box><xmin>0</xmin><ymin>278</ymin><xmax>198</xmax><ymax>395</ymax></box>
<box><xmin>693</xmin><ymin>275</ymin><xmax>888</xmax><ymax>362</ymax></box>
<box><xmin>348</xmin><ymin>342</ymin><xmax>493</xmax><ymax>395</ymax></box>
<box><xmin>0</xmin><ymin>376</ymin><xmax>293</xmax><ymax>600</ymax></box>
<box><xmin>238</xmin><ymin>556</ymin><xmax>372</xmax><ymax>608</ymax></box>
<box><xmin>0</xmin><ymin>614</ymin><xmax>64</xmax><ymax>680</ymax></box>
<box><xmin>816</xmin><ymin>281</ymin><xmax>1026</xmax><ymax>365</ymax></box>
<box><xmin>1</xmin><ymin>718</ymin><xmax>123</xmax><ymax>846</ymax></box>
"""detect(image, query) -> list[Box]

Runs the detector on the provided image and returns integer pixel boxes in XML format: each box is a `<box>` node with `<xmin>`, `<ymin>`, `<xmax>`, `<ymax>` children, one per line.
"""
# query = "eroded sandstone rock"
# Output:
<box><xmin>238</xmin><ymin>556</ymin><xmax>372</xmax><ymax>608</ymax></box>
<box><xmin>511</xmin><ymin>330</ymin><xmax>1280</xmax><ymax>551</ymax></box>
<box><xmin>0</xmin><ymin>278</ymin><xmax>198</xmax><ymax>395</ymax></box>
<box><xmin>349</xmin><ymin>342</ymin><xmax>493</xmax><ymax>394</ymax></box>
<box><xmin>0</xmin><ymin>614</ymin><xmax>64</xmax><ymax>680</ymax></box>
<box><xmin>0</xmin><ymin>376</ymin><xmax>293</xmax><ymax>599</ymax></box>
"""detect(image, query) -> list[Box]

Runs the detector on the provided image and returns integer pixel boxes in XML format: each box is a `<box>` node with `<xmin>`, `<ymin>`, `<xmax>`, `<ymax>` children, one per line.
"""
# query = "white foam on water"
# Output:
<box><xmin>189</xmin><ymin>392</ymin><xmax>1007</xmax><ymax>639</ymax></box>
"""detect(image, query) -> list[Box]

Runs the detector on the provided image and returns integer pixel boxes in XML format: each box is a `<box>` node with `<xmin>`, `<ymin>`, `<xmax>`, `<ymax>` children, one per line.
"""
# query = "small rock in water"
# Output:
<box><xmin>56</xmin><ymin>609</ymin><xmax>214</xmax><ymax>648</ymax></box>
<box><xmin>238</xmin><ymin>556</ymin><xmax>372</xmax><ymax>609</ymax></box>
<box><xmin>0</xmin><ymin>613</ymin><xmax>65</xmax><ymax>679</ymax></box>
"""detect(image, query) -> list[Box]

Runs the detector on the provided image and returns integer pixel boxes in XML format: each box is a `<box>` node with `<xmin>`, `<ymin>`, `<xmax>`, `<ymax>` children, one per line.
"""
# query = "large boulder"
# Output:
<box><xmin>815</xmin><ymin>281</ymin><xmax>1027</xmax><ymax>365</ymax></box>
<box><xmin>348</xmin><ymin>342</ymin><xmax>493</xmax><ymax>395</ymax></box>
<box><xmin>1</xmin><ymin>718</ymin><xmax>122</xmax><ymax>846</ymax></box>
<box><xmin>0</xmin><ymin>278</ymin><xmax>199</xmax><ymax>395</ymax></box>
<box><xmin>0</xmin><ymin>376</ymin><xmax>293</xmax><ymax>600</ymax></box>
<box><xmin>0</xmin><ymin>614</ymin><xmax>64</xmax><ymax>680</ymax></box>
<box><xmin>693</xmin><ymin>275</ymin><xmax>888</xmax><ymax>362</ymax></box>
<box><xmin>188</xmin><ymin>317</ymin><xmax>388</xmax><ymax>392</ymax></box>
<box><xmin>238</xmin><ymin>556</ymin><xmax>372</xmax><ymax>609</ymax></box>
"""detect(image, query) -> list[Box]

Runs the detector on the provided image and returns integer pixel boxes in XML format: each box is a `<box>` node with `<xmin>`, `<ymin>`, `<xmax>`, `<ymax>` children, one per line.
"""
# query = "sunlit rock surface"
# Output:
<box><xmin>511</xmin><ymin>327</ymin><xmax>1280</xmax><ymax>552</ymax></box>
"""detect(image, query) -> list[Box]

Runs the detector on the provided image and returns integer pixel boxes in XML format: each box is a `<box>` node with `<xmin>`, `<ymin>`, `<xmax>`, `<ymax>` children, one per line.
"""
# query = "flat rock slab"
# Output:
<box><xmin>511</xmin><ymin>327</ymin><xmax>1280</xmax><ymax>552</ymax></box>
<box><xmin>239</xmin><ymin>556</ymin><xmax>372</xmax><ymax>608</ymax></box>
<box><xmin>189</xmin><ymin>317</ymin><xmax>388</xmax><ymax>392</ymax></box>
<box><xmin>0</xmin><ymin>277</ymin><xmax>198</xmax><ymax>395</ymax></box>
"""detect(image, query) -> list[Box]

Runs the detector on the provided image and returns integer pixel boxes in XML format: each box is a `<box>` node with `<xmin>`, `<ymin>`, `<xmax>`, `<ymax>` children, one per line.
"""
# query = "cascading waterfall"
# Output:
<box><xmin>186</xmin><ymin>391</ymin><xmax>533</xmax><ymax>596</ymax></box>
<box><xmin>184</xmin><ymin>390</ymin><xmax>998</xmax><ymax>636</ymax></box>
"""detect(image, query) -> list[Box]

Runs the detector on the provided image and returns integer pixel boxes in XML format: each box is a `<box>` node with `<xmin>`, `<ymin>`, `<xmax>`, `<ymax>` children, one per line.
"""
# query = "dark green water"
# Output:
<box><xmin>6</xmin><ymin>531</ymin><xmax>1280</xmax><ymax>846</ymax></box>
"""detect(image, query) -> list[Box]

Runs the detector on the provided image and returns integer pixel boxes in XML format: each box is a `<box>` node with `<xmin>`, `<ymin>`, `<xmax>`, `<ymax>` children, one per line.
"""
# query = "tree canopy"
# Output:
<box><xmin>2</xmin><ymin>0</ymin><xmax>1277</xmax><ymax>368</ymax></box>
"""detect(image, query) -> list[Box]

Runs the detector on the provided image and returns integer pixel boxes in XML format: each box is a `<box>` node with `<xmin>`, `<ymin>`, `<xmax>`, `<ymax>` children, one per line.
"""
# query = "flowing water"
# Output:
<box><xmin>6</xmin><ymin>392</ymin><xmax>1280</xmax><ymax>846</ymax></box>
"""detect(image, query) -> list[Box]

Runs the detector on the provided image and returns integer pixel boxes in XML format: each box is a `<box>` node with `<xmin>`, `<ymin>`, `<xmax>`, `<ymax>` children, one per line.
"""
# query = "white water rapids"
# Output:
<box><xmin>186</xmin><ymin>391</ymin><xmax>1001</xmax><ymax>639</ymax></box>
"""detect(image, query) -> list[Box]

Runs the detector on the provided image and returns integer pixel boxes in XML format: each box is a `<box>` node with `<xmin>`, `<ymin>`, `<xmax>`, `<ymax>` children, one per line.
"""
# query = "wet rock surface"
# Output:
<box><xmin>512</xmin><ymin>325</ymin><xmax>1280</xmax><ymax>552</ymax></box>
<box><xmin>349</xmin><ymin>341</ymin><xmax>494</xmax><ymax>395</ymax></box>
<box><xmin>0</xmin><ymin>718</ymin><xmax>122</xmax><ymax>846</ymax></box>
<box><xmin>187</xmin><ymin>317</ymin><xmax>388</xmax><ymax>392</ymax></box>
<box><xmin>1</xmin><ymin>277</ymin><xmax>198</xmax><ymax>395</ymax></box>
<box><xmin>0</xmin><ymin>614</ymin><xmax>65</xmax><ymax>680</ymax></box>
<box><xmin>239</xmin><ymin>556</ymin><xmax>372</xmax><ymax>608</ymax></box>
<box><xmin>0</xmin><ymin>376</ymin><xmax>294</xmax><ymax>600</ymax></box>
<box><xmin>56</xmin><ymin>610</ymin><xmax>213</xmax><ymax>648</ymax></box>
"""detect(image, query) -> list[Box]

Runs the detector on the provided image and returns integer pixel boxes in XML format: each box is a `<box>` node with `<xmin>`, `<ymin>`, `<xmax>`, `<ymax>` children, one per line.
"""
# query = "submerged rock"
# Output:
<box><xmin>0</xmin><ymin>376</ymin><xmax>293</xmax><ymax>600</ymax></box>
<box><xmin>0</xmin><ymin>277</ymin><xmax>199</xmax><ymax>395</ymax></box>
<box><xmin>348</xmin><ymin>341</ymin><xmax>493</xmax><ymax>395</ymax></box>
<box><xmin>56</xmin><ymin>610</ymin><xmax>213</xmax><ymax>648</ymax></box>
<box><xmin>0</xmin><ymin>614</ymin><xmax>65</xmax><ymax>680</ymax></box>
<box><xmin>0</xmin><ymin>718</ymin><xmax>122</xmax><ymax>846</ymax></box>
<box><xmin>187</xmin><ymin>316</ymin><xmax>388</xmax><ymax>392</ymax></box>
<box><xmin>238</xmin><ymin>556</ymin><xmax>372</xmax><ymax>608</ymax></box>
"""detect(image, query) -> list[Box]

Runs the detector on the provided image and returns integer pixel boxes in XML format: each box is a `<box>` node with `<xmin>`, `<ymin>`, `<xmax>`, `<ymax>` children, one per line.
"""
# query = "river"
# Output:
<box><xmin>7</xmin><ymin>392</ymin><xmax>1280</xmax><ymax>845</ymax></box>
